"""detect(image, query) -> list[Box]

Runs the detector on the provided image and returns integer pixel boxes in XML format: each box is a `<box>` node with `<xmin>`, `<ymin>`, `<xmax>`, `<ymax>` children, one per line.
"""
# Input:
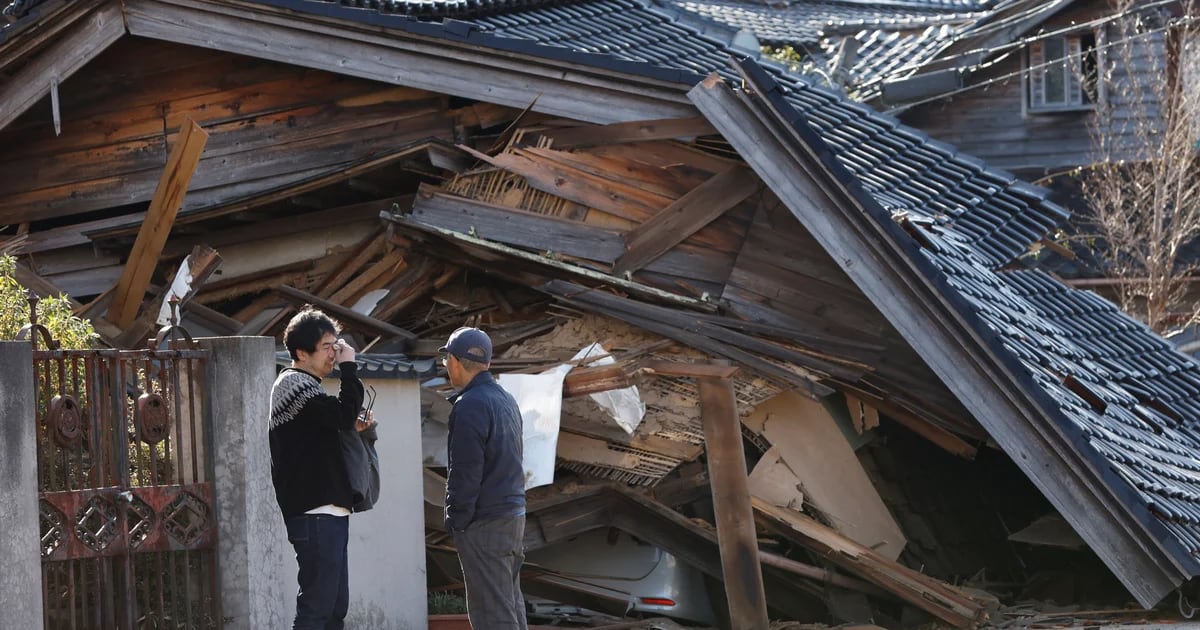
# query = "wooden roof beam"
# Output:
<box><xmin>613</xmin><ymin>165</ymin><xmax>759</xmax><ymax>276</ymax></box>
<box><xmin>107</xmin><ymin>118</ymin><xmax>209</xmax><ymax>329</ymax></box>
<box><xmin>534</xmin><ymin>116</ymin><xmax>717</xmax><ymax>148</ymax></box>
<box><xmin>123</xmin><ymin>0</ymin><xmax>697</xmax><ymax>125</ymax></box>
<box><xmin>274</xmin><ymin>284</ymin><xmax>417</xmax><ymax>344</ymax></box>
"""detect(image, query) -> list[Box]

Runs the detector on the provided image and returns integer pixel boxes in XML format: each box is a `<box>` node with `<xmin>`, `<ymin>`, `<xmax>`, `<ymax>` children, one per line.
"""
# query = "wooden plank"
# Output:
<box><xmin>193</xmin><ymin>260</ymin><xmax>315</xmax><ymax>305</ymax></box>
<box><xmin>753</xmin><ymin>499</ymin><xmax>987</xmax><ymax>628</ymax></box>
<box><xmin>543</xmin><ymin>280</ymin><xmax>867</xmax><ymax>381</ymax></box>
<box><xmin>458</xmin><ymin>145</ymin><xmax>672</xmax><ymax>221</ymax></box>
<box><xmin>409</xmin><ymin>187</ymin><xmax>735</xmax><ymax>284</ymax></box>
<box><xmin>537</xmin><ymin>116</ymin><xmax>717</xmax><ymax>148</ymax></box>
<box><xmin>641</xmin><ymin>360</ymin><xmax>738</xmax><ymax>379</ymax></box>
<box><xmin>314</xmin><ymin>230</ymin><xmax>387</xmax><ymax>298</ymax></box>
<box><xmin>615</xmin><ymin>166</ymin><xmax>759</xmax><ymax>275</ymax></box>
<box><xmin>0</xmin><ymin>1</ymin><xmax>126</xmax><ymax>132</ymax></box>
<box><xmin>0</xmin><ymin>112</ymin><xmax>447</xmax><ymax>225</ymax></box>
<box><xmin>543</xmin><ymin>280</ymin><xmax>833</xmax><ymax>396</ymax></box>
<box><xmin>698</xmin><ymin>374</ymin><xmax>770</xmax><ymax>630</ymax></box>
<box><xmin>164</xmin><ymin>196</ymin><xmax>407</xmax><ymax>258</ymax></box>
<box><xmin>519</xmin><ymin>145</ymin><xmax>705</xmax><ymax>200</ymax></box>
<box><xmin>562</xmin><ymin>365</ymin><xmax>631</xmax><ymax>398</ymax></box>
<box><xmin>327</xmin><ymin>249</ymin><xmax>406</xmax><ymax>306</ymax></box>
<box><xmin>93</xmin><ymin>148</ymin><xmax>428</xmax><ymax>241</ymax></box>
<box><xmin>107</xmin><ymin>119</ymin><xmax>210</xmax><ymax>329</ymax></box>
<box><xmin>274</xmin><ymin>284</ymin><xmax>416</xmax><ymax>342</ymax></box>
<box><xmin>742</xmin><ymin>391</ymin><xmax>907</xmax><ymax>561</ymax></box>
<box><xmin>13</xmin><ymin>262</ymin><xmax>81</xmax><ymax>307</ymax></box>
<box><xmin>122</xmin><ymin>0</ymin><xmax>697</xmax><ymax>125</ymax></box>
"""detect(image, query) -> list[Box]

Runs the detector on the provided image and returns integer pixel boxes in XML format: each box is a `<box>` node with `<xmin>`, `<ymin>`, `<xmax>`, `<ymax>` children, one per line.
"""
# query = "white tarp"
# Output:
<box><xmin>573</xmin><ymin>342</ymin><xmax>646</xmax><ymax>434</ymax></box>
<box><xmin>497</xmin><ymin>363</ymin><xmax>573</xmax><ymax>490</ymax></box>
<box><xmin>434</xmin><ymin>343</ymin><xmax>646</xmax><ymax>490</ymax></box>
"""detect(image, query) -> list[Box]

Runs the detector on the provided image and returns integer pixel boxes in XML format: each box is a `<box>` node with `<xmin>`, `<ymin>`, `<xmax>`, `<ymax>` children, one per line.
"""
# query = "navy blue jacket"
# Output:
<box><xmin>445</xmin><ymin>371</ymin><xmax>525</xmax><ymax>532</ymax></box>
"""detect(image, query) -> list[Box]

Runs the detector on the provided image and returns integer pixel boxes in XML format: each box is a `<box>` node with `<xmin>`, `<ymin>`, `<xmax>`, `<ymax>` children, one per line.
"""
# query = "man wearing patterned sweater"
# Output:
<box><xmin>270</xmin><ymin>307</ymin><xmax>372</xmax><ymax>630</ymax></box>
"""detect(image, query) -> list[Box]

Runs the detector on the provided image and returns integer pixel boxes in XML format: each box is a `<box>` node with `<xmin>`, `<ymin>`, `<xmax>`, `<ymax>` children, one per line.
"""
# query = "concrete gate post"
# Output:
<box><xmin>201</xmin><ymin>336</ymin><xmax>291</xmax><ymax>628</ymax></box>
<box><xmin>0</xmin><ymin>341</ymin><xmax>43</xmax><ymax>627</ymax></box>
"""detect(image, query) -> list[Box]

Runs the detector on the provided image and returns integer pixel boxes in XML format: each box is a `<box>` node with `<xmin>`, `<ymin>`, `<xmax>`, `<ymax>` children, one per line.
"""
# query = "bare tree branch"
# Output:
<box><xmin>1079</xmin><ymin>0</ymin><xmax>1200</xmax><ymax>332</ymax></box>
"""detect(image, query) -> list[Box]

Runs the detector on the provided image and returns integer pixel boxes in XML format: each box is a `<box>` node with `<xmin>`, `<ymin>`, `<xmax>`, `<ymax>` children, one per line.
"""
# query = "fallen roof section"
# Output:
<box><xmin>687</xmin><ymin>57</ymin><xmax>1200</xmax><ymax>606</ymax></box>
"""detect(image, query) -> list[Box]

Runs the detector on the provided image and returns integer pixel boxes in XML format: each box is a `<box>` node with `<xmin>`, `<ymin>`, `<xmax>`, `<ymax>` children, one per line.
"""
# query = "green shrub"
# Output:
<box><xmin>0</xmin><ymin>254</ymin><xmax>97</xmax><ymax>348</ymax></box>
<box><xmin>428</xmin><ymin>591</ymin><xmax>468</xmax><ymax>615</ymax></box>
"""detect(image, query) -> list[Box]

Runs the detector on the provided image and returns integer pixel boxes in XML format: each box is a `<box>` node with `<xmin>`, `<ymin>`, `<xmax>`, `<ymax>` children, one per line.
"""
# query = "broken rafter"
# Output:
<box><xmin>108</xmin><ymin>119</ymin><xmax>210</xmax><ymax>329</ymax></box>
<box><xmin>327</xmin><ymin>249</ymin><xmax>406</xmax><ymax>306</ymax></box>
<box><xmin>542</xmin><ymin>279</ymin><xmax>862</xmax><ymax>384</ymax></box>
<box><xmin>384</xmin><ymin>213</ymin><xmax>715</xmax><ymax>311</ymax></box>
<box><xmin>753</xmin><ymin>498</ymin><xmax>988</xmax><ymax>628</ymax></box>
<box><xmin>533</xmin><ymin>116</ymin><xmax>718</xmax><ymax>148</ymax></box>
<box><xmin>562</xmin><ymin>364</ymin><xmax>633</xmax><ymax>398</ymax></box>
<box><xmin>274</xmin><ymin>284</ymin><xmax>417</xmax><ymax>343</ymax></box>
<box><xmin>405</xmin><ymin>185</ymin><xmax>731</xmax><ymax>282</ymax></box>
<box><xmin>614</xmin><ymin>166</ymin><xmax>759</xmax><ymax>276</ymax></box>
<box><xmin>457</xmin><ymin>144</ymin><xmax>669</xmax><ymax>221</ymax></box>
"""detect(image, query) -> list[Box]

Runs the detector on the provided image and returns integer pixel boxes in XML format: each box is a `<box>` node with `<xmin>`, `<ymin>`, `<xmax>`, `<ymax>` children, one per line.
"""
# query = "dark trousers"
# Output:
<box><xmin>285</xmin><ymin>514</ymin><xmax>350</xmax><ymax>630</ymax></box>
<box><xmin>454</xmin><ymin>515</ymin><xmax>528</xmax><ymax>630</ymax></box>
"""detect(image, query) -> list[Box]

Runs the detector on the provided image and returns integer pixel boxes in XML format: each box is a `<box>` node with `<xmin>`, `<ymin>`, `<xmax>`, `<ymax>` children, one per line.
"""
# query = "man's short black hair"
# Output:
<box><xmin>284</xmin><ymin>307</ymin><xmax>341</xmax><ymax>359</ymax></box>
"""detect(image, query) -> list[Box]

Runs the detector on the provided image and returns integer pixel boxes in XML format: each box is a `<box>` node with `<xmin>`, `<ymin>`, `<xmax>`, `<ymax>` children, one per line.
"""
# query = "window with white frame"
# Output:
<box><xmin>1027</xmin><ymin>32</ymin><xmax>1101</xmax><ymax>112</ymax></box>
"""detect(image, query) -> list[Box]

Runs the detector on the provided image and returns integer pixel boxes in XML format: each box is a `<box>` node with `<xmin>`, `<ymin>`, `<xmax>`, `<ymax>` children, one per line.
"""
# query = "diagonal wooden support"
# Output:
<box><xmin>108</xmin><ymin>119</ymin><xmax>209</xmax><ymax>329</ymax></box>
<box><xmin>614</xmin><ymin>165</ymin><xmax>759</xmax><ymax>276</ymax></box>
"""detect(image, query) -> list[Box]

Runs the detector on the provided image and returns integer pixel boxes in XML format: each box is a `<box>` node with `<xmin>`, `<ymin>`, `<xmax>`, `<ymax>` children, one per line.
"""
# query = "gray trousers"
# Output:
<box><xmin>454</xmin><ymin>515</ymin><xmax>528</xmax><ymax>630</ymax></box>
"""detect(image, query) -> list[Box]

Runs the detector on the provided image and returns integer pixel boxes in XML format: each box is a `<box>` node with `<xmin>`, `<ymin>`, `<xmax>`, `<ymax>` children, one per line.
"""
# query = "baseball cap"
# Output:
<box><xmin>438</xmin><ymin>327</ymin><xmax>493</xmax><ymax>364</ymax></box>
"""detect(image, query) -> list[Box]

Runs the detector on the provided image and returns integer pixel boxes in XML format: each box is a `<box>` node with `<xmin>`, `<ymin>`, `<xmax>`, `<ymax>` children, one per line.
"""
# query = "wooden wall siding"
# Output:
<box><xmin>901</xmin><ymin>3</ymin><xmax>1167</xmax><ymax>171</ymax></box>
<box><xmin>722</xmin><ymin>193</ymin><xmax>972</xmax><ymax>427</ymax></box>
<box><xmin>0</xmin><ymin>37</ymin><xmax>457</xmax><ymax>226</ymax></box>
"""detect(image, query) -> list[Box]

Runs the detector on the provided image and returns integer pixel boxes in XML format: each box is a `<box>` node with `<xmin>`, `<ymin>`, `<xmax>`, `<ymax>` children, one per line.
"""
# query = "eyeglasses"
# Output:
<box><xmin>359</xmin><ymin>384</ymin><xmax>377</xmax><ymax>421</ymax></box>
<box><xmin>440</xmin><ymin>354</ymin><xmax>452</xmax><ymax>367</ymax></box>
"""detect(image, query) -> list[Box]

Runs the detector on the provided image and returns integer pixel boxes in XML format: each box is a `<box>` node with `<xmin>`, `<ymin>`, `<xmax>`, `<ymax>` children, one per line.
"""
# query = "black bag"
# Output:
<box><xmin>341</xmin><ymin>424</ymin><xmax>380</xmax><ymax>512</ymax></box>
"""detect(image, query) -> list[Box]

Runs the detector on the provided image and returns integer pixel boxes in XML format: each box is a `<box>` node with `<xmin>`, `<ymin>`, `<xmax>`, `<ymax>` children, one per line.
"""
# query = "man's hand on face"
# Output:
<box><xmin>334</xmin><ymin>338</ymin><xmax>356</xmax><ymax>364</ymax></box>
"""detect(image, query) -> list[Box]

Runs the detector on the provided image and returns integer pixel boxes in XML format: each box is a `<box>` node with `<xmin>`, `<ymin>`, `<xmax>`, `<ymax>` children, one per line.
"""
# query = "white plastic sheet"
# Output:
<box><xmin>497</xmin><ymin>363</ymin><xmax>573</xmax><ymax>490</ymax></box>
<box><xmin>572</xmin><ymin>343</ymin><xmax>646</xmax><ymax>434</ymax></box>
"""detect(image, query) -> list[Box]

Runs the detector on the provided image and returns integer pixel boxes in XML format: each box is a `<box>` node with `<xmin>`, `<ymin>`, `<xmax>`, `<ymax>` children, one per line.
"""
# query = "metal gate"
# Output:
<box><xmin>26</xmin><ymin>308</ymin><xmax>220</xmax><ymax>629</ymax></box>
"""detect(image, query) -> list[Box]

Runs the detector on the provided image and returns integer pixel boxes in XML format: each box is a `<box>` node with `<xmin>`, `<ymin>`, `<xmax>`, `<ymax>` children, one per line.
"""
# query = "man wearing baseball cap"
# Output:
<box><xmin>440</xmin><ymin>326</ymin><xmax>528</xmax><ymax>629</ymax></box>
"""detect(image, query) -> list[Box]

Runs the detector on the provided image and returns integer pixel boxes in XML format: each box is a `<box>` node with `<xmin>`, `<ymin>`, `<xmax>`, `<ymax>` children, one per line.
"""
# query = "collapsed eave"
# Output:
<box><xmin>686</xmin><ymin>59</ymin><xmax>1195</xmax><ymax>606</ymax></box>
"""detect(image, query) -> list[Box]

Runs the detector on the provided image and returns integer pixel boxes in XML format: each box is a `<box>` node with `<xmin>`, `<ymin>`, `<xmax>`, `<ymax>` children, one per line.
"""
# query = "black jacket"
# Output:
<box><xmin>445</xmin><ymin>371</ymin><xmax>525</xmax><ymax>532</ymax></box>
<box><xmin>269</xmin><ymin>364</ymin><xmax>364</xmax><ymax>517</ymax></box>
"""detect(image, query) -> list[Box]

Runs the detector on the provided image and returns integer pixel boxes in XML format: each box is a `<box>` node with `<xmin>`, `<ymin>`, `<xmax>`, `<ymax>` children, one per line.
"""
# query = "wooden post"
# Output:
<box><xmin>697</xmin><ymin>369</ymin><xmax>769</xmax><ymax>630</ymax></box>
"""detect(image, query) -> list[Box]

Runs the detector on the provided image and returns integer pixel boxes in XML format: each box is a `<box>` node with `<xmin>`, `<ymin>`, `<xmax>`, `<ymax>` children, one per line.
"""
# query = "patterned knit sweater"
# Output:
<box><xmin>269</xmin><ymin>364</ymin><xmax>364</xmax><ymax>517</ymax></box>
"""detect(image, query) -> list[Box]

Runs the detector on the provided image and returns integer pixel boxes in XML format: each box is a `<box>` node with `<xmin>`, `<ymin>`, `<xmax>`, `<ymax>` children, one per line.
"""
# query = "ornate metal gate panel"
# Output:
<box><xmin>30</xmin><ymin>322</ymin><xmax>220</xmax><ymax>629</ymax></box>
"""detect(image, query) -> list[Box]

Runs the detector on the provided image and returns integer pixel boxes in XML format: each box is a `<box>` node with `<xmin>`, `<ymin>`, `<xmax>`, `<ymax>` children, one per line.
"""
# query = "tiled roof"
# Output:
<box><xmin>1</xmin><ymin>0</ymin><xmax>54</xmax><ymax>41</ymax></box>
<box><xmin>836</xmin><ymin>20</ymin><xmax>972</xmax><ymax>100</ymax></box>
<box><xmin>274</xmin><ymin>351</ymin><xmax>436</xmax><ymax>379</ymax></box>
<box><xmin>912</xmin><ymin>226</ymin><xmax>1200</xmax><ymax>565</ymax></box>
<box><xmin>665</xmin><ymin>0</ymin><xmax>970</xmax><ymax>46</ymax></box>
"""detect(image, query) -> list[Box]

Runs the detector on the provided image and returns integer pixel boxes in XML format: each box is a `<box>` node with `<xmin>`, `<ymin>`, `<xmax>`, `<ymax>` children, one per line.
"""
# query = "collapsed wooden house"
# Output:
<box><xmin>6</xmin><ymin>0</ymin><xmax>1200</xmax><ymax>625</ymax></box>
